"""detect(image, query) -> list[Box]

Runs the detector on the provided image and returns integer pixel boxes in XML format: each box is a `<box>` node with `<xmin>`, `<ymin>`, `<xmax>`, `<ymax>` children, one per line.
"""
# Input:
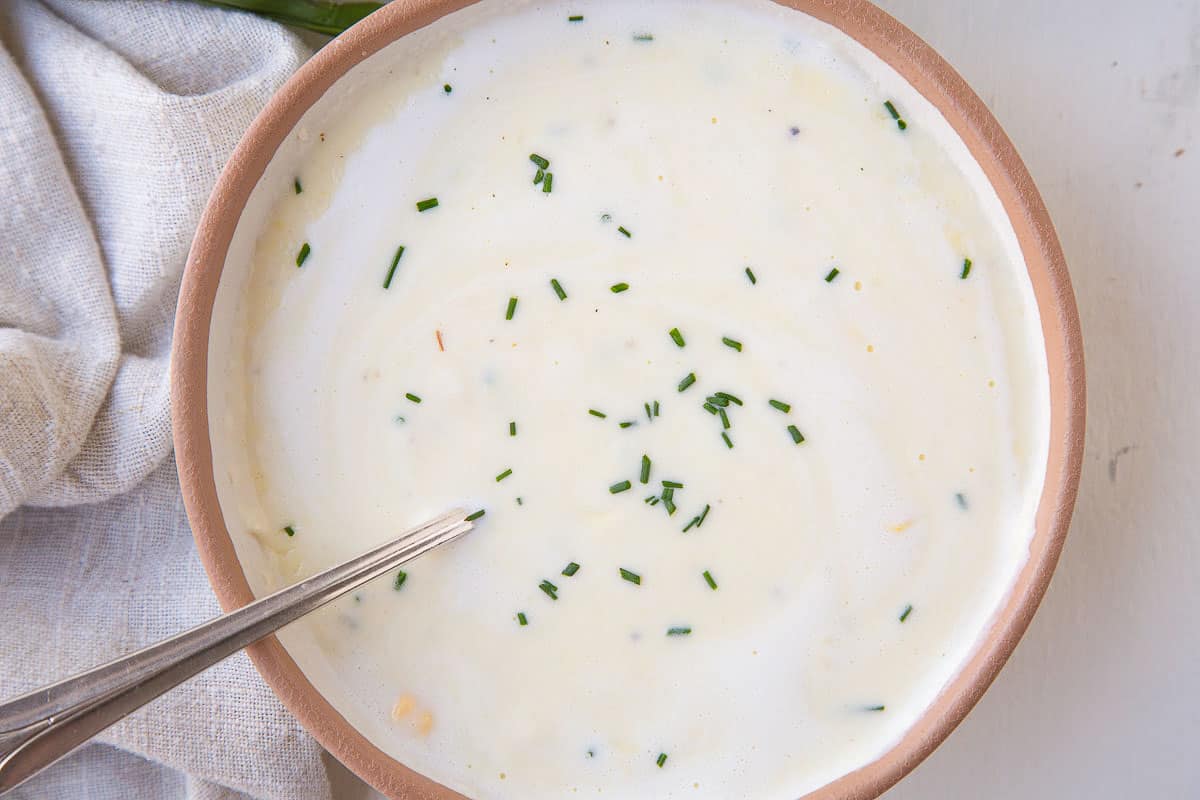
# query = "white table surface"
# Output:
<box><xmin>334</xmin><ymin>1</ymin><xmax>1200</xmax><ymax>796</ymax></box>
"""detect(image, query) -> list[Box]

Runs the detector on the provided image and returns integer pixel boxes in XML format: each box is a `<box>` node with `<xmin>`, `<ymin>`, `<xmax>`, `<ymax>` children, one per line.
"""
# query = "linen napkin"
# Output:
<box><xmin>0</xmin><ymin>1</ymin><xmax>334</xmax><ymax>797</ymax></box>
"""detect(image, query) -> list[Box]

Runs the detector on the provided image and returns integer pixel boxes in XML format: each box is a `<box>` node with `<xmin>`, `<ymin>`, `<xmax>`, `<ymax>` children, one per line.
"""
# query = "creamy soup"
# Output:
<box><xmin>207</xmin><ymin>1</ymin><xmax>1050</xmax><ymax>797</ymax></box>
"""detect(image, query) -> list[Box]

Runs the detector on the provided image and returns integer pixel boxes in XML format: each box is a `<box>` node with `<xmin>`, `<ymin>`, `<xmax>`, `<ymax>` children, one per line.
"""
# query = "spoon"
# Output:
<box><xmin>0</xmin><ymin>509</ymin><xmax>475</xmax><ymax>794</ymax></box>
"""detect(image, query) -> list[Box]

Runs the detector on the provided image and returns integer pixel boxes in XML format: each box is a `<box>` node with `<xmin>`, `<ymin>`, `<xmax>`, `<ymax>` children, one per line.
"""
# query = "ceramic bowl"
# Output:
<box><xmin>170</xmin><ymin>2</ymin><xmax>1085</xmax><ymax>797</ymax></box>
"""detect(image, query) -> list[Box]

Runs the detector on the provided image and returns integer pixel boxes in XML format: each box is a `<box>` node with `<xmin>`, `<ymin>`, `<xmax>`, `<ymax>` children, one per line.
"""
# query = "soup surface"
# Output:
<box><xmin>208</xmin><ymin>1</ymin><xmax>1050</xmax><ymax>797</ymax></box>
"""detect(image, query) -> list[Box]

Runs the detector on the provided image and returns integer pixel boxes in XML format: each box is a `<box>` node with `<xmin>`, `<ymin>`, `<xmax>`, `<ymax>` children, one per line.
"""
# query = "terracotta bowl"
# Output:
<box><xmin>171</xmin><ymin>1</ymin><xmax>1085</xmax><ymax>797</ymax></box>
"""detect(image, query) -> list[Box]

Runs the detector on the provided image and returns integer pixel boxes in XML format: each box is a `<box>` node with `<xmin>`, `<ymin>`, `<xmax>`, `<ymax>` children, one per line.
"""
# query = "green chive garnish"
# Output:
<box><xmin>787</xmin><ymin>425</ymin><xmax>805</xmax><ymax>444</ymax></box>
<box><xmin>416</xmin><ymin>197</ymin><xmax>439</xmax><ymax>212</ymax></box>
<box><xmin>296</xmin><ymin>242</ymin><xmax>311</xmax><ymax>267</ymax></box>
<box><xmin>383</xmin><ymin>245</ymin><xmax>405</xmax><ymax>289</ymax></box>
<box><xmin>666</xmin><ymin>627</ymin><xmax>691</xmax><ymax>636</ymax></box>
<box><xmin>517</xmin><ymin>612</ymin><xmax>528</xmax><ymax>625</ymax></box>
<box><xmin>506</xmin><ymin>296</ymin><xmax>518</xmax><ymax>320</ymax></box>
<box><xmin>283</xmin><ymin>525</ymin><xmax>295</xmax><ymax>537</ymax></box>
<box><xmin>769</xmin><ymin>399</ymin><xmax>791</xmax><ymax>413</ymax></box>
<box><xmin>393</xmin><ymin>570</ymin><xmax>407</xmax><ymax>590</ymax></box>
<box><xmin>697</xmin><ymin>504</ymin><xmax>710</xmax><ymax>526</ymax></box>
<box><xmin>562</xmin><ymin>562</ymin><xmax>581</xmax><ymax>577</ymax></box>
<box><xmin>678</xmin><ymin>372</ymin><xmax>696</xmax><ymax>392</ymax></box>
<box><xmin>543</xmin><ymin>172</ymin><xmax>553</xmax><ymax>193</ymax></box>
<box><xmin>656</xmin><ymin>753</ymin><xmax>668</xmax><ymax>768</ymax></box>
<box><xmin>825</xmin><ymin>267</ymin><xmax>840</xmax><ymax>282</ymax></box>
<box><xmin>510</xmin><ymin>421</ymin><xmax>517</xmax><ymax>436</ymax></box>
<box><xmin>533</xmin><ymin>168</ymin><xmax>545</xmax><ymax>185</ymax></box>
<box><xmin>405</xmin><ymin>392</ymin><xmax>422</xmax><ymax>403</ymax></box>
<box><xmin>722</xmin><ymin>336</ymin><xmax>743</xmax><ymax>352</ymax></box>
<box><xmin>530</xmin><ymin>153</ymin><xmax>550</xmax><ymax>170</ymax></box>
<box><xmin>589</xmin><ymin>409</ymin><xmax>607</xmax><ymax>418</ymax></box>
<box><xmin>661</xmin><ymin>489</ymin><xmax>676</xmax><ymax>515</ymax></box>
<box><xmin>960</xmin><ymin>258</ymin><xmax>972</xmax><ymax>279</ymax></box>
<box><xmin>682</xmin><ymin>516</ymin><xmax>700</xmax><ymax>532</ymax></box>
<box><xmin>864</xmin><ymin>704</ymin><xmax>887</xmax><ymax>712</ymax></box>
<box><xmin>619</xmin><ymin>420</ymin><xmax>636</xmax><ymax>429</ymax></box>
<box><xmin>644</xmin><ymin>402</ymin><xmax>653</xmax><ymax>421</ymax></box>
<box><xmin>465</xmin><ymin>509</ymin><xmax>486</xmax><ymax>522</ymax></box>
<box><xmin>653</xmin><ymin>401</ymin><xmax>660</xmax><ymax>416</ymax></box>
<box><xmin>293</xmin><ymin>177</ymin><xmax>302</xmax><ymax>194</ymax></box>
<box><xmin>884</xmin><ymin>99</ymin><xmax>907</xmax><ymax>130</ymax></box>
<box><xmin>619</xmin><ymin>568</ymin><xmax>641</xmax><ymax>585</ymax></box>
<box><xmin>718</xmin><ymin>408</ymin><xmax>730</xmax><ymax>429</ymax></box>
<box><xmin>495</xmin><ymin>468</ymin><xmax>512</xmax><ymax>482</ymax></box>
<box><xmin>551</xmin><ymin>278</ymin><xmax>567</xmax><ymax>300</ymax></box>
<box><xmin>721</xmin><ymin>432</ymin><xmax>733</xmax><ymax>449</ymax></box>
<box><xmin>568</xmin><ymin>14</ymin><xmax>584</xmax><ymax>22</ymax></box>
<box><xmin>539</xmin><ymin>580</ymin><xmax>558</xmax><ymax>600</ymax></box>
<box><xmin>702</xmin><ymin>403</ymin><xmax>718</xmax><ymax>415</ymax></box>
<box><xmin>669</xmin><ymin>328</ymin><xmax>686</xmax><ymax>347</ymax></box>
<box><xmin>662</xmin><ymin>480</ymin><xmax>683</xmax><ymax>489</ymax></box>
<box><xmin>618</xmin><ymin>226</ymin><xmax>632</xmax><ymax>238</ymax></box>
<box><xmin>640</xmin><ymin>455</ymin><xmax>651</xmax><ymax>484</ymax></box>
<box><xmin>706</xmin><ymin>395</ymin><xmax>729</xmax><ymax>408</ymax></box>
<box><xmin>644</xmin><ymin>495</ymin><xmax>660</xmax><ymax>505</ymax></box>
<box><xmin>610</xmin><ymin>282</ymin><xmax>629</xmax><ymax>293</ymax></box>
<box><xmin>443</xmin><ymin>83</ymin><xmax>452</xmax><ymax>94</ymax></box>
<box><xmin>745</xmin><ymin>266</ymin><xmax>757</xmax><ymax>284</ymax></box>
<box><xmin>714</xmin><ymin>391</ymin><xmax>742</xmax><ymax>406</ymax></box>
<box><xmin>633</xmin><ymin>33</ymin><xmax>654</xmax><ymax>42</ymax></box>
<box><xmin>610</xmin><ymin>480</ymin><xmax>632</xmax><ymax>494</ymax></box>
<box><xmin>899</xmin><ymin>604</ymin><xmax>913</xmax><ymax>622</ymax></box>
<box><xmin>703</xmin><ymin>570</ymin><xmax>717</xmax><ymax>590</ymax></box>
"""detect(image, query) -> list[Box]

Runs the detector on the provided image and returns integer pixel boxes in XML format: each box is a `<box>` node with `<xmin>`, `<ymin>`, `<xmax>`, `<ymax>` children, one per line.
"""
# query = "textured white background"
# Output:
<box><xmin>338</xmin><ymin>0</ymin><xmax>1200</xmax><ymax>796</ymax></box>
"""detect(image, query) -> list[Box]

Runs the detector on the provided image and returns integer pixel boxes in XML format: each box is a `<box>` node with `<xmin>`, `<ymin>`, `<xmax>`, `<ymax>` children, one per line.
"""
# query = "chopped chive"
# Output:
<box><xmin>864</xmin><ymin>704</ymin><xmax>887</xmax><ymax>712</ymax></box>
<box><xmin>682</xmin><ymin>516</ymin><xmax>700</xmax><ymax>532</ymax></box>
<box><xmin>609</xmin><ymin>480</ymin><xmax>632</xmax><ymax>494</ymax></box>
<box><xmin>562</xmin><ymin>562</ymin><xmax>581</xmax><ymax>577</ymax></box>
<box><xmin>884</xmin><ymin>99</ymin><xmax>907</xmax><ymax>130</ymax></box>
<box><xmin>721</xmin><ymin>336</ymin><xmax>743</xmax><ymax>352</ymax></box>
<box><xmin>825</xmin><ymin>267</ymin><xmax>840</xmax><ymax>282</ymax></box>
<box><xmin>610</xmin><ymin>282</ymin><xmax>630</xmax><ymax>293</ymax></box>
<box><xmin>745</xmin><ymin>266</ymin><xmax>757</xmax><ymax>284</ymax></box>
<box><xmin>617</xmin><ymin>225</ymin><xmax>632</xmax><ymax>238</ymax></box>
<box><xmin>669</xmin><ymin>328</ymin><xmax>686</xmax><ymax>347</ymax></box>
<box><xmin>542</xmin><ymin>172</ymin><xmax>553</xmax><ymax>193</ymax></box>
<box><xmin>517</xmin><ymin>611</ymin><xmax>528</xmax><ymax>625</ymax></box>
<box><xmin>653</xmin><ymin>401</ymin><xmax>660</xmax><ymax>416</ymax></box>
<box><xmin>495</xmin><ymin>468</ymin><xmax>513</xmax><ymax>482</ymax></box>
<box><xmin>697</xmin><ymin>504</ymin><xmax>710</xmax><ymax>526</ymax></box>
<box><xmin>662</xmin><ymin>490</ymin><xmax>677</xmax><ymax>515</ymax></box>
<box><xmin>960</xmin><ymin>258</ymin><xmax>972</xmax><ymax>279</ymax></box>
<box><xmin>283</xmin><ymin>525</ymin><xmax>295</xmax><ymax>537</ymax></box>
<box><xmin>296</xmin><ymin>242</ymin><xmax>311</xmax><ymax>267</ymax></box>
<box><xmin>465</xmin><ymin>509</ymin><xmax>486</xmax><ymax>522</ymax></box>
<box><xmin>714</xmin><ymin>391</ymin><xmax>742</xmax><ymax>406</ymax></box>
<box><xmin>787</xmin><ymin>425</ymin><xmax>805</xmax><ymax>444</ymax></box>
<box><xmin>640</xmin><ymin>455</ymin><xmax>651</xmax><ymax>484</ymax></box>
<box><xmin>656</xmin><ymin>753</ymin><xmax>668</xmax><ymax>768</ymax></box>
<box><xmin>551</xmin><ymin>278</ymin><xmax>567</xmax><ymax>300</ymax></box>
<box><xmin>619</xmin><ymin>420</ymin><xmax>636</xmax><ymax>429</ymax></box>
<box><xmin>293</xmin><ymin>177</ymin><xmax>302</xmax><ymax>194</ymax></box>
<box><xmin>530</xmin><ymin>153</ymin><xmax>550</xmax><ymax>170</ymax></box>
<box><xmin>443</xmin><ymin>83</ymin><xmax>452</xmax><ymax>94</ymax></box>
<box><xmin>955</xmin><ymin>492</ymin><xmax>968</xmax><ymax>510</ymax></box>
<box><xmin>666</xmin><ymin>627</ymin><xmax>691</xmax><ymax>636</ymax></box>
<box><xmin>633</xmin><ymin>33</ymin><xmax>654</xmax><ymax>42</ymax></box>
<box><xmin>533</xmin><ymin>168</ymin><xmax>545</xmax><ymax>185</ymax></box>
<box><xmin>677</xmin><ymin>372</ymin><xmax>696</xmax><ymax>392</ymax></box>
<box><xmin>589</xmin><ymin>409</ymin><xmax>607</xmax><ymax>418</ymax></box>
<box><xmin>661</xmin><ymin>480</ymin><xmax>683</xmax><ymax>489</ymax></box>
<box><xmin>509</xmin><ymin>421</ymin><xmax>517</xmax><ymax>436</ymax></box>
<box><xmin>405</xmin><ymin>392</ymin><xmax>422</xmax><ymax>403</ymax></box>
<box><xmin>706</xmin><ymin>395</ymin><xmax>729</xmax><ymax>408</ymax></box>
<box><xmin>393</xmin><ymin>570</ymin><xmax>407</xmax><ymax>590</ymax></box>
<box><xmin>703</xmin><ymin>570</ymin><xmax>718</xmax><ymax>590</ymax></box>
<box><xmin>721</xmin><ymin>432</ymin><xmax>733</xmax><ymax>449</ymax></box>
<box><xmin>383</xmin><ymin>245</ymin><xmax>405</xmax><ymax>289</ymax></box>
<box><xmin>769</xmin><ymin>399</ymin><xmax>792</xmax><ymax>413</ymax></box>
<box><xmin>539</xmin><ymin>579</ymin><xmax>558</xmax><ymax>600</ymax></box>
<box><xmin>644</xmin><ymin>495</ymin><xmax>660</xmax><ymax>506</ymax></box>
<box><xmin>702</xmin><ymin>402</ymin><xmax>718</xmax><ymax>415</ymax></box>
<box><xmin>416</xmin><ymin>197</ymin><xmax>439</xmax><ymax>212</ymax></box>
<box><xmin>899</xmin><ymin>604</ymin><xmax>913</xmax><ymax>623</ymax></box>
<box><xmin>505</xmin><ymin>296</ymin><xmax>518</xmax><ymax>320</ymax></box>
<box><xmin>718</xmin><ymin>408</ymin><xmax>730</xmax><ymax>429</ymax></box>
<box><xmin>568</xmin><ymin>14</ymin><xmax>584</xmax><ymax>22</ymax></box>
<box><xmin>619</xmin><ymin>567</ymin><xmax>641</xmax><ymax>585</ymax></box>
<box><xmin>645</xmin><ymin>402</ymin><xmax>653</xmax><ymax>421</ymax></box>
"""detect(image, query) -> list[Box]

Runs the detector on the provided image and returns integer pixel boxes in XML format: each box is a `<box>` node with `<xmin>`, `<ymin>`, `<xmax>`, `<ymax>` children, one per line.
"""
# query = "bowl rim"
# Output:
<box><xmin>170</xmin><ymin>1</ymin><xmax>1086</xmax><ymax>798</ymax></box>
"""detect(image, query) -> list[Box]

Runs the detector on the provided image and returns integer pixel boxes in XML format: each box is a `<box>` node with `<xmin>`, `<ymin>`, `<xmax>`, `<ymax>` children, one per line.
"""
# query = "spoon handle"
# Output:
<box><xmin>0</xmin><ymin>509</ymin><xmax>474</xmax><ymax>794</ymax></box>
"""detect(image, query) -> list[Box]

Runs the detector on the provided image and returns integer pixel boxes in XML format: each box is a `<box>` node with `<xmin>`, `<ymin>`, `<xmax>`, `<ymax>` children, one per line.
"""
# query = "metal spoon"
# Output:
<box><xmin>0</xmin><ymin>509</ymin><xmax>475</xmax><ymax>794</ymax></box>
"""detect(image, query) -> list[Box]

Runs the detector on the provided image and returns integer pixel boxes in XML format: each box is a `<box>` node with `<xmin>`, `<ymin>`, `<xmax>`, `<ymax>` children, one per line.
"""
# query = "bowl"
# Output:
<box><xmin>170</xmin><ymin>1</ymin><xmax>1085</xmax><ymax>798</ymax></box>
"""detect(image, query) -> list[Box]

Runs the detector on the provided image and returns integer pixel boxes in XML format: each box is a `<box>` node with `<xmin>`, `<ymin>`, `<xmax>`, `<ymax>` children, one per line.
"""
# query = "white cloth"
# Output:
<box><xmin>0</xmin><ymin>2</ymin><xmax>333</xmax><ymax>798</ymax></box>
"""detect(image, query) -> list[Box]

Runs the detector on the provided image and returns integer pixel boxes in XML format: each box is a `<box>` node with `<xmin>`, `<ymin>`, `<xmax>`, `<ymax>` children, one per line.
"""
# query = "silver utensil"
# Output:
<box><xmin>0</xmin><ymin>509</ymin><xmax>475</xmax><ymax>794</ymax></box>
